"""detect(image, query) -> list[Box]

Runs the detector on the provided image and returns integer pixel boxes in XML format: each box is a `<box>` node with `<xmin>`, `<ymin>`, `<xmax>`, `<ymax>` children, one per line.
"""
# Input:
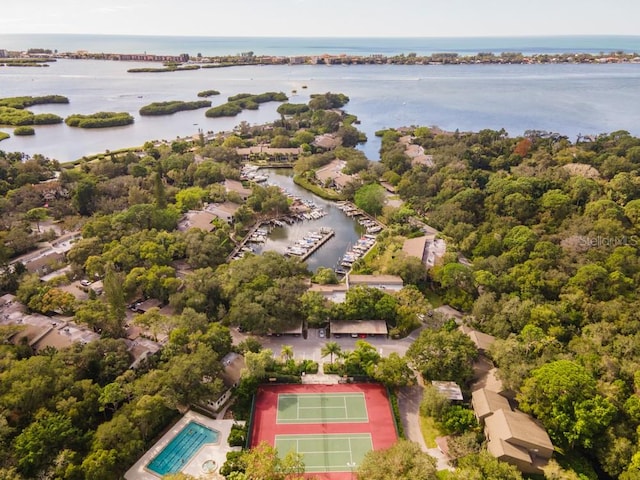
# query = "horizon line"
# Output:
<box><xmin>2</xmin><ymin>32</ymin><xmax>640</xmax><ymax>39</ymax></box>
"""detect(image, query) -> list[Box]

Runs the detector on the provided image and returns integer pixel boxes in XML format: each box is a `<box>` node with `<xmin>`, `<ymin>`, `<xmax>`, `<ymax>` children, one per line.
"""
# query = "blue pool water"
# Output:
<box><xmin>147</xmin><ymin>421</ymin><xmax>219</xmax><ymax>476</ymax></box>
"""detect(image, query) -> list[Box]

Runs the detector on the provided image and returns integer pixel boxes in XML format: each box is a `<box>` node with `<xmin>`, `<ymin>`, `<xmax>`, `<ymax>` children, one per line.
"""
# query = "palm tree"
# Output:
<box><xmin>281</xmin><ymin>345</ymin><xmax>294</xmax><ymax>362</ymax></box>
<box><xmin>321</xmin><ymin>341</ymin><xmax>342</xmax><ymax>364</ymax></box>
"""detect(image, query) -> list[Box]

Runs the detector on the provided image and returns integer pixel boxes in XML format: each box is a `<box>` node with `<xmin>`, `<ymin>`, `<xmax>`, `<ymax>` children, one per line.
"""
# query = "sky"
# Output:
<box><xmin>2</xmin><ymin>0</ymin><xmax>639</xmax><ymax>37</ymax></box>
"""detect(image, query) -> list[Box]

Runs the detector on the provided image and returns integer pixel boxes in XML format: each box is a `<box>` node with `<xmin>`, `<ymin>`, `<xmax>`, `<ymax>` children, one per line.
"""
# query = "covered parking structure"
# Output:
<box><xmin>329</xmin><ymin>320</ymin><xmax>388</xmax><ymax>338</ymax></box>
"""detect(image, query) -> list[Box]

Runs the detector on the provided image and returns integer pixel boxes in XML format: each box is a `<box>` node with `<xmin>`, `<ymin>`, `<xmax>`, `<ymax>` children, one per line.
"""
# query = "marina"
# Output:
<box><xmin>232</xmin><ymin>169</ymin><xmax>369</xmax><ymax>270</ymax></box>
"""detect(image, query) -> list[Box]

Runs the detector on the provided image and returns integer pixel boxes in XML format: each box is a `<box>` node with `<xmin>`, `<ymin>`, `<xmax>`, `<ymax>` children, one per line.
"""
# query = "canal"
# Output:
<box><xmin>251</xmin><ymin>168</ymin><xmax>365</xmax><ymax>272</ymax></box>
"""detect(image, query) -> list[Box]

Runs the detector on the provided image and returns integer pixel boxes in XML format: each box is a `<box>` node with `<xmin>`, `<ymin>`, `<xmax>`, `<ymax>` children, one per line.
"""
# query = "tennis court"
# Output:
<box><xmin>251</xmin><ymin>384</ymin><xmax>398</xmax><ymax>479</ymax></box>
<box><xmin>277</xmin><ymin>392</ymin><xmax>368</xmax><ymax>424</ymax></box>
<box><xmin>275</xmin><ymin>433</ymin><xmax>373</xmax><ymax>473</ymax></box>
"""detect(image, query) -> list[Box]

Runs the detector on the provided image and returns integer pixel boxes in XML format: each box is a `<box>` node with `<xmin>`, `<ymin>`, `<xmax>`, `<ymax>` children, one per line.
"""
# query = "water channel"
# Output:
<box><xmin>250</xmin><ymin>168</ymin><xmax>366</xmax><ymax>272</ymax></box>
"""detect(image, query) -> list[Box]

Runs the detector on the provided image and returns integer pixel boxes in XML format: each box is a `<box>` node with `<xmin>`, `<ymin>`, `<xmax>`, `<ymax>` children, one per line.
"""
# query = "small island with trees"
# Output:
<box><xmin>64</xmin><ymin>111</ymin><xmax>135</xmax><ymax>128</ymax></box>
<box><xmin>127</xmin><ymin>64</ymin><xmax>201</xmax><ymax>73</ymax></box>
<box><xmin>0</xmin><ymin>95</ymin><xmax>69</xmax><ymax>109</ymax></box>
<box><xmin>139</xmin><ymin>100</ymin><xmax>212</xmax><ymax>116</ymax></box>
<box><xmin>205</xmin><ymin>91</ymin><xmax>288</xmax><ymax>118</ymax></box>
<box><xmin>197</xmin><ymin>89</ymin><xmax>221</xmax><ymax>97</ymax></box>
<box><xmin>0</xmin><ymin>95</ymin><xmax>67</xmax><ymax>127</ymax></box>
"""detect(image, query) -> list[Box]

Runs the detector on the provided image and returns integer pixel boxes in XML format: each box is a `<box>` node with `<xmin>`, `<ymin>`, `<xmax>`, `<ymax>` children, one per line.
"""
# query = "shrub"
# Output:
<box><xmin>227</xmin><ymin>423</ymin><xmax>247</xmax><ymax>447</ymax></box>
<box><xmin>14</xmin><ymin>126</ymin><xmax>35</xmax><ymax>136</ymax></box>
<box><xmin>220</xmin><ymin>451</ymin><xmax>245</xmax><ymax>477</ymax></box>
<box><xmin>441</xmin><ymin>405</ymin><xmax>477</xmax><ymax>434</ymax></box>
<box><xmin>388</xmin><ymin>389</ymin><xmax>405</xmax><ymax>438</ymax></box>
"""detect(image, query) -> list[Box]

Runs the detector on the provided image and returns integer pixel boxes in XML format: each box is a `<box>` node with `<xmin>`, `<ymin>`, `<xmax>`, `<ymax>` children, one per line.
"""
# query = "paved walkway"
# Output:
<box><xmin>397</xmin><ymin>376</ymin><xmax>453</xmax><ymax>472</ymax></box>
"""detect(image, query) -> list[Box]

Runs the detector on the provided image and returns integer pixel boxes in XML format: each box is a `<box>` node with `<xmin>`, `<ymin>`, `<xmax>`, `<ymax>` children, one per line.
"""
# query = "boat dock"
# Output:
<box><xmin>285</xmin><ymin>227</ymin><xmax>335</xmax><ymax>262</ymax></box>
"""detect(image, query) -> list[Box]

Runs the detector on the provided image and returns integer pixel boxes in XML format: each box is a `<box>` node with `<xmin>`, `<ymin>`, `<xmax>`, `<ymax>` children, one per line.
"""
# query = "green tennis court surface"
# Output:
<box><xmin>275</xmin><ymin>433</ymin><xmax>373</xmax><ymax>472</ymax></box>
<box><xmin>277</xmin><ymin>393</ymin><xmax>369</xmax><ymax>424</ymax></box>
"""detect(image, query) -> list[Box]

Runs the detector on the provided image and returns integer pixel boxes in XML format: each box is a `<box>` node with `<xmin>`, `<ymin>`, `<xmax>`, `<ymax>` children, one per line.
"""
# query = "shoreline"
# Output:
<box><xmin>2</xmin><ymin>50</ymin><xmax>639</xmax><ymax>67</ymax></box>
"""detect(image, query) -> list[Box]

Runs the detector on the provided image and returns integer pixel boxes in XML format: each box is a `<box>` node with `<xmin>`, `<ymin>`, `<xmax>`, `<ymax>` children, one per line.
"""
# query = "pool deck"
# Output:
<box><xmin>125</xmin><ymin>411</ymin><xmax>243</xmax><ymax>480</ymax></box>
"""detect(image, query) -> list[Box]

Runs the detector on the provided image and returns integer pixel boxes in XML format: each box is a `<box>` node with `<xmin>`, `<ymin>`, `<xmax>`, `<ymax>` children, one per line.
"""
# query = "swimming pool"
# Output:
<box><xmin>147</xmin><ymin>421</ymin><xmax>219</xmax><ymax>476</ymax></box>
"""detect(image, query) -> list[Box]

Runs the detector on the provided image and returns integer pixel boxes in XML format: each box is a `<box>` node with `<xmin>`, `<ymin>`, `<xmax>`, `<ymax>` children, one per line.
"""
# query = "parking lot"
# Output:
<box><xmin>232</xmin><ymin>327</ymin><xmax>425</xmax><ymax>364</ymax></box>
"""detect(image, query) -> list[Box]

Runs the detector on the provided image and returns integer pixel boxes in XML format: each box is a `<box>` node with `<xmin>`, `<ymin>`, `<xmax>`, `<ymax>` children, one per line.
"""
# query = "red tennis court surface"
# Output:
<box><xmin>251</xmin><ymin>383</ymin><xmax>398</xmax><ymax>480</ymax></box>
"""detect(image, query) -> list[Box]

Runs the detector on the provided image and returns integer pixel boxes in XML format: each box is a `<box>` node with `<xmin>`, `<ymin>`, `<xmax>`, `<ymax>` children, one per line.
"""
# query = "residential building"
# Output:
<box><xmin>308</xmin><ymin>283</ymin><xmax>349</xmax><ymax>303</ymax></box>
<box><xmin>178</xmin><ymin>210</ymin><xmax>217</xmax><ymax>232</ymax></box>
<box><xmin>224</xmin><ymin>179</ymin><xmax>252</xmax><ymax>201</ymax></box>
<box><xmin>459</xmin><ymin>325</ymin><xmax>496</xmax><ymax>352</ymax></box>
<box><xmin>205</xmin><ymin>352</ymin><xmax>246</xmax><ymax>411</ymax></box>
<box><xmin>314</xmin><ymin>159</ymin><xmax>355</xmax><ymax>192</ymax></box>
<box><xmin>236</xmin><ymin>145</ymin><xmax>302</xmax><ymax>162</ymax></box>
<box><xmin>472</xmin><ymin>387</ymin><xmax>554</xmax><ymax>474</ymax></box>
<box><xmin>205</xmin><ymin>201</ymin><xmax>241</xmax><ymax>224</ymax></box>
<box><xmin>402</xmin><ymin>234</ymin><xmax>446</xmax><ymax>268</ymax></box>
<box><xmin>312</xmin><ymin>134</ymin><xmax>341</xmax><ymax>151</ymax></box>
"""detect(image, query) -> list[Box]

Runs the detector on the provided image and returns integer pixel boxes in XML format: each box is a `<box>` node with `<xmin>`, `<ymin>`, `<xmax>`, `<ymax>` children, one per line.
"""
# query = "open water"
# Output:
<box><xmin>1</xmin><ymin>34</ymin><xmax>639</xmax><ymax>56</ymax></box>
<box><xmin>0</xmin><ymin>34</ymin><xmax>640</xmax><ymax>162</ymax></box>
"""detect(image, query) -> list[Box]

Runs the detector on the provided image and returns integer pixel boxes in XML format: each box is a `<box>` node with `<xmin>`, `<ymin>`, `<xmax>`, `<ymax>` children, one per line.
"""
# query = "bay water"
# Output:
<box><xmin>1</xmin><ymin>58</ymin><xmax>639</xmax><ymax>162</ymax></box>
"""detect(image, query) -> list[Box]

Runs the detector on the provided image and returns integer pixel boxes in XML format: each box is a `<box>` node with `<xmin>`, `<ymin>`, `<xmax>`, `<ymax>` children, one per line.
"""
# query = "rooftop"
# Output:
<box><xmin>402</xmin><ymin>235</ymin><xmax>432</xmax><ymax>261</ymax></box>
<box><xmin>432</xmin><ymin>380</ymin><xmax>464</xmax><ymax>401</ymax></box>
<box><xmin>205</xmin><ymin>201</ymin><xmax>241</xmax><ymax>217</ymax></box>
<box><xmin>330</xmin><ymin>320</ymin><xmax>388</xmax><ymax>335</ymax></box>
<box><xmin>485</xmin><ymin>408</ymin><xmax>554</xmax><ymax>454</ymax></box>
<box><xmin>178</xmin><ymin>210</ymin><xmax>217</xmax><ymax>232</ymax></box>
<box><xmin>460</xmin><ymin>325</ymin><xmax>497</xmax><ymax>351</ymax></box>
<box><xmin>347</xmin><ymin>274</ymin><xmax>404</xmax><ymax>287</ymax></box>
<box><xmin>472</xmin><ymin>388</ymin><xmax>511</xmax><ymax>420</ymax></box>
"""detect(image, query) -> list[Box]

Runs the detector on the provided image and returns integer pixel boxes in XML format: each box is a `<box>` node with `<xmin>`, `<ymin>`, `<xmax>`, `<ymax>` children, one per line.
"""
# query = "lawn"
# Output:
<box><xmin>424</xmin><ymin>290</ymin><xmax>444</xmax><ymax>308</ymax></box>
<box><xmin>419</xmin><ymin>415</ymin><xmax>444</xmax><ymax>448</ymax></box>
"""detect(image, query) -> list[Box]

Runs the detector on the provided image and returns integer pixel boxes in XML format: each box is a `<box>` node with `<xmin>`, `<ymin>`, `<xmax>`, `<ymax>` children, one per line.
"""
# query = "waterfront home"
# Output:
<box><xmin>224</xmin><ymin>179</ymin><xmax>252</xmax><ymax>201</ymax></box>
<box><xmin>236</xmin><ymin>145</ymin><xmax>302</xmax><ymax>162</ymax></box>
<box><xmin>402</xmin><ymin>234</ymin><xmax>446</xmax><ymax>268</ymax></box>
<box><xmin>177</xmin><ymin>210</ymin><xmax>217</xmax><ymax>232</ymax></box>
<box><xmin>205</xmin><ymin>201</ymin><xmax>241</xmax><ymax>225</ymax></box>
<box><xmin>312</xmin><ymin>133</ymin><xmax>341</xmax><ymax>151</ymax></box>
<box><xmin>399</xmin><ymin>135</ymin><xmax>435</xmax><ymax>167</ymax></box>
<box><xmin>315</xmin><ymin>159</ymin><xmax>356</xmax><ymax>192</ymax></box>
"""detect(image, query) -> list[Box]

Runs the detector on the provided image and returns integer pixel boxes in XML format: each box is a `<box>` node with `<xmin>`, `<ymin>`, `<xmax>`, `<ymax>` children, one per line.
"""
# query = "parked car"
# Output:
<box><xmin>319</xmin><ymin>328</ymin><xmax>326</xmax><ymax>338</ymax></box>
